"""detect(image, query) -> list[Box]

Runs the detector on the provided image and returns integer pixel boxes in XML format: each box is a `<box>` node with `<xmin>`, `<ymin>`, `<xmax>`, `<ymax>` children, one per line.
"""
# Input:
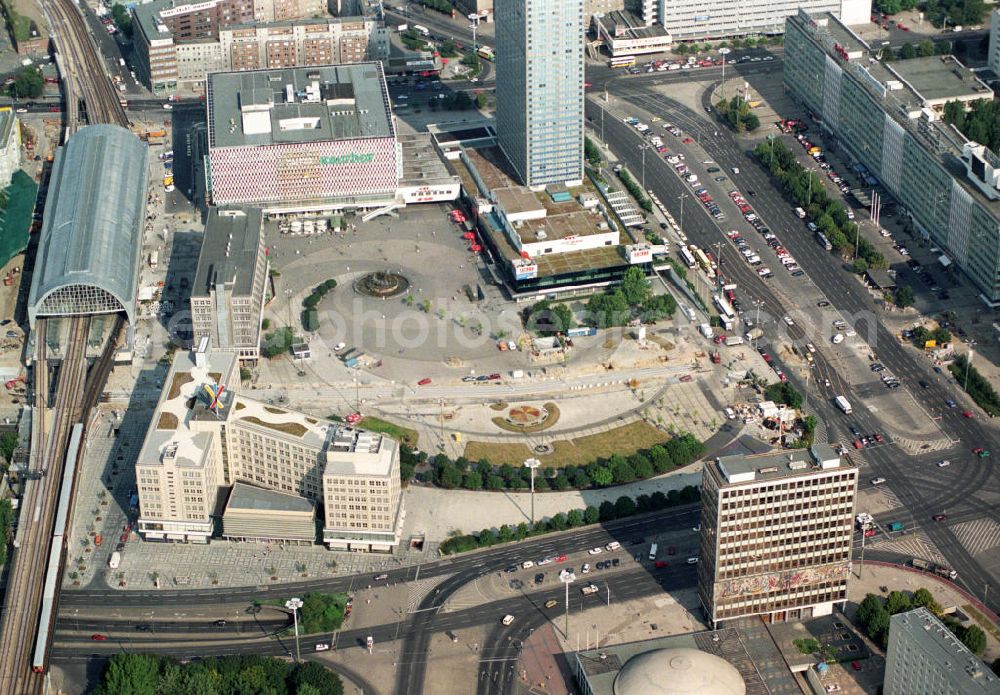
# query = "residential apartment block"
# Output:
<box><xmin>190</xmin><ymin>208</ymin><xmax>269</xmax><ymax>362</ymax></box>
<box><xmin>133</xmin><ymin>0</ymin><xmax>384</xmax><ymax>94</ymax></box>
<box><xmin>885</xmin><ymin>608</ymin><xmax>1000</xmax><ymax>695</ymax></box>
<box><xmin>136</xmin><ymin>344</ymin><xmax>404</xmax><ymax>551</ymax></box>
<box><xmin>658</xmin><ymin>0</ymin><xmax>869</xmax><ymax>42</ymax></box>
<box><xmin>785</xmin><ymin>10</ymin><xmax>1000</xmax><ymax>306</ymax></box>
<box><xmin>697</xmin><ymin>445</ymin><xmax>857</xmax><ymax>629</ymax></box>
<box><xmin>495</xmin><ymin>0</ymin><xmax>585</xmax><ymax>188</ymax></box>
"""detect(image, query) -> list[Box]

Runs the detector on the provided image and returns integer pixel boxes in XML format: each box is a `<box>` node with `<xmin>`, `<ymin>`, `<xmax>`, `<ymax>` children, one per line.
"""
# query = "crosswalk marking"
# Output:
<box><xmin>950</xmin><ymin>518</ymin><xmax>1000</xmax><ymax>559</ymax></box>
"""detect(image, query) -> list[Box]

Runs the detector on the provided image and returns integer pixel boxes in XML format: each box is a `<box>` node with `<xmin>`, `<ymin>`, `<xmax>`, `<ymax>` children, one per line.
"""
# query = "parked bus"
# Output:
<box><xmin>609</xmin><ymin>55</ymin><xmax>637</xmax><ymax>69</ymax></box>
<box><xmin>678</xmin><ymin>246</ymin><xmax>697</xmax><ymax>269</ymax></box>
<box><xmin>477</xmin><ymin>46</ymin><xmax>495</xmax><ymax>61</ymax></box>
<box><xmin>412</xmin><ymin>24</ymin><xmax>430</xmax><ymax>37</ymax></box>
<box><xmin>713</xmin><ymin>294</ymin><xmax>736</xmax><ymax>331</ymax></box>
<box><xmin>816</xmin><ymin>231</ymin><xmax>832</xmax><ymax>251</ymax></box>
<box><xmin>692</xmin><ymin>247</ymin><xmax>715</xmax><ymax>278</ymax></box>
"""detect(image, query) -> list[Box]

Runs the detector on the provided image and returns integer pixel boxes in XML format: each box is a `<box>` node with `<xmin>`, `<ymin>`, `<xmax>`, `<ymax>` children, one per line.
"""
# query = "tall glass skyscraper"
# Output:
<box><xmin>494</xmin><ymin>0</ymin><xmax>585</xmax><ymax>188</ymax></box>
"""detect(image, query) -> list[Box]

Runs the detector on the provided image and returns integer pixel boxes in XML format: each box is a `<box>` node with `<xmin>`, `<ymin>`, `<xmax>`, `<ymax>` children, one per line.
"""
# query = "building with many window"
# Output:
<box><xmin>133</xmin><ymin>0</ymin><xmax>384</xmax><ymax>94</ymax></box>
<box><xmin>885</xmin><ymin>607</ymin><xmax>1000</xmax><ymax>695</ymax></box>
<box><xmin>205</xmin><ymin>62</ymin><xmax>398</xmax><ymax>211</ymax></box>
<box><xmin>136</xmin><ymin>343</ymin><xmax>404</xmax><ymax>550</ymax></box>
<box><xmin>657</xmin><ymin>0</ymin><xmax>868</xmax><ymax>42</ymax></box>
<box><xmin>785</xmin><ymin>10</ymin><xmax>1000</xmax><ymax>306</ymax></box>
<box><xmin>697</xmin><ymin>445</ymin><xmax>857</xmax><ymax>629</ymax></box>
<box><xmin>989</xmin><ymin>9</ymin><xmax>1000</xmax><ymax>79</ymax></box>
<box><xmin>495</xmin><ymin>0</ymin><xmax>585</xmax><ymax>188</ymax></box>
<box><xmin>190</xmin><ymin>208</ymin><xmax>269</xmax><ymax>361</ymax></box>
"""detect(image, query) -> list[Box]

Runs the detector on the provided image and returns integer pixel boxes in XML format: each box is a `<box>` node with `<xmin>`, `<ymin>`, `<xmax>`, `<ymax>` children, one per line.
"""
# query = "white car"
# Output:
<box><xmin>832</xmin><ymin>333</ymin><xmax>845</xmax><ymax>344</ymax></box>
<box><xmin>605</xmin><ymin>541</ymin><xmax>621</xmax><ymax>551</ymax></box>
<box><xmin>15</xmin><ymin>108</ymin><xmax>27</xmax><ymax>114</ymax></box>
<box><xmin>783</xmin><ymin>316</ymin><xmax>795</xmax><ymax>326</ymax></box>
<box><xmin>588</xmin><ymin>547</ymin><xmax>603</xmax><ymax>555</ymax></box>
<box><xmin>521</xmin><ymin>560</ymin><xmax>535</xmax><ymax>569</ymax></box>
<box><xmin>582</xmin><ymin>563</ymin><xmax>591</xmax><ymax>574</ymax></box>
<box><xmin>937</xmin><ymin>460</ymin><xmax>951</xmax><ymax>468</ymax></box>
<box><xmin>162</xmin><ymin>103</ymin><xmax>173</xmax><ymax>110</ymax></box>
<box><xmin>502</xmin><ymin>615</ymin><xmax>515</xmax><ymax>626</ymax></box>
<box><xmin>731</xmin><ymin>167</ymin><xmax>740</xmax><ymax>174</ymax></box>
<box><xmin>314</xmin><ymin>643</ymin><xmax>330</xmax><ymax>651</ymax></box>
<box><xmin>334</xmin><ymin>342</ymin><xmax>346</xmax><ymax>352</ymax></box>
<box><xmin>537</xmin><ymin>557</ymin><xmax>553</xmax><ymax>566</ymax></box>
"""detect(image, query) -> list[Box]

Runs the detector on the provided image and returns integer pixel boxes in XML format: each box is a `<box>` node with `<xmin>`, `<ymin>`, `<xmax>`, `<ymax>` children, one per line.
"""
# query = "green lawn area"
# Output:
<box><xmin>358</xmin><ymin>416</ymin><xmax>419</xmax><ymax>448</ymax></box>
<box><xmin>463</xmin><ymin>420</ymin><xmax>669</xmax><ymax>467</ymax></box>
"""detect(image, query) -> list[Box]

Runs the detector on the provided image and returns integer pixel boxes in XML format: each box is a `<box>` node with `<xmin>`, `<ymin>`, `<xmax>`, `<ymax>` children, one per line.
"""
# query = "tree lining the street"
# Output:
<box><xmin>94</xmin><ymin>653</ymin><xmax>344</xmax><ymax>695</ymax></box>
<box><xmin>752</xmin><ymin>139</ymin><xmax>887</xmax><ymax>269</ymax></box>
<box><xmin>440</xmin><ymin>484</ymin><xmax>702</xmax><ymax>554</ymax></box>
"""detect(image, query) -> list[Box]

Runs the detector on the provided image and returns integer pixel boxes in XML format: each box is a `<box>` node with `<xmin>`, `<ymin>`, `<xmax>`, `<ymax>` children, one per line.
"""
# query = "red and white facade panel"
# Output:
<box><xmin>208</xmin><ymin>136</ymin><xmax>398</xmax><ymax>206</ymax></box>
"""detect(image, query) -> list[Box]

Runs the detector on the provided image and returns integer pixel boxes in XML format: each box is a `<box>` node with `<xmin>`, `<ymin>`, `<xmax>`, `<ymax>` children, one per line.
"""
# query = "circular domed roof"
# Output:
<box><xmin>613</xmin><ymin>647</ymin><xmax>746</xmax><ymax>695</ymax></box>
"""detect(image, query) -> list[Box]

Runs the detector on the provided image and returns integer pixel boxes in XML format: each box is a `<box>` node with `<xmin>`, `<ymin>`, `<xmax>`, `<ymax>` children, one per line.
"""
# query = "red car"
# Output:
<box><xmin>851</xmin><ymin>660</ymin><xmax>862</xmax><ymax>671</ymax></box>
<box><xmin>654</xmin><ymin>560</ymin><xmax>668</xmax><ymax>568</ymax></box>
<box><xmin>584</xmin><ymin>82</ymin><xmax>592</xmax><ymax>88</ymax></box>
<box><xmin>863</xmin><ymin>528</ymin><xmax>877</xmax><ymax>537</ymax></box>
<box><xmin>417</xmin><ymin>378</ymin><xmax>432</xmax><ymax>386</ymax></box>
<box><xmin>556</xmin><ymin>554</ymin><xmax>567</xmax><ymax>563</ymax></box>
<box><xmin>91</xmin><ymin>634</ymin><xmax>108</xmax><ymax>641</ymax></box>
<box><xmin>679</xmin><ymin>374</ymin><xmax>693</xmax><ymax>383</ymax></box>
<box><xmin>488</xmin><ymin>373</ymin><xmax>501</xmax><ymax>380</ymax></box>
<box><xmin>713</xmin><ymin>334</ymin><xmax>726</xmax><ymax>344</ymax></box>
<box><xmin>682</xmin><ymin>137</ymin><xmax>693</xmax><ymax>144</ymax></box>
<box><xmin>962</xmin><ymin>410</ymin><xmax>974</xmax><ymax>419</ymax></box>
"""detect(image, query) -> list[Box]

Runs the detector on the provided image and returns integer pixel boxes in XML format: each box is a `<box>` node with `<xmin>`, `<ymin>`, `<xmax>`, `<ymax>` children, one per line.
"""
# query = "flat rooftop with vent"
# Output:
<box><xmin>207</xmin><ymin>63</ymin><xmax>393</xmax><ymax>149</ymax></box>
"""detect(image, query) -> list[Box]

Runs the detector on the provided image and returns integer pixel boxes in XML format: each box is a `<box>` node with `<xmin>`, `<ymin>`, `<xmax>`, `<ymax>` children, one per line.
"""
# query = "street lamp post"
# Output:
<box><xmin>469</xmin><ymin>17</ymin><xmax>479</xmax><ymax>53</ymax></box>
<box><xmin>560</xmin><ymin>571</ymin><xmax>575</xmax><ymax>638</ymax></box>
<box><xmin>718</xmin><ymin>47</ymin><xmax>731</xmax><ymax>100</ymax></box>
<box><xmin>524</xmin><ymin>458</ymin><xmax>541</xmax><ymax>527</ymax></box>
<box><xmin>285</xmin><ymin>597</ymin><xmax>304</xmax><ymax>662</ymax></box>
<box><xmin>964</xmin><ymin>346</ymin><xmax>975</xmax><ymax>391</ymax></box>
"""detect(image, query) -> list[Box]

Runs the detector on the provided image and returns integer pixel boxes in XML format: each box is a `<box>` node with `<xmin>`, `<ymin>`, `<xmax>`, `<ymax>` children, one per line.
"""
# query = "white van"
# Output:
<box><xmin>502</xmin><ymin>615</ymin><xmax>515</xmax><ymax>626</ymax></box>
<box><xmin>794</xmin><ymin>207</ymin><xmax>806</xmax><ymax>219</ymax></box>
<box><xmin>699</xmin><ymin>323</ymin><xmax>713</xmax><ymax>339</ymax></box>
<box><xmin>605</xmin><ymin>541</ymin><xmax>621</xmax><ymax>551</ymax></box>
<box><xmin>870</xmin><ymin>477</ymin><xmax>886</xmax><ymax>486</ymax></box>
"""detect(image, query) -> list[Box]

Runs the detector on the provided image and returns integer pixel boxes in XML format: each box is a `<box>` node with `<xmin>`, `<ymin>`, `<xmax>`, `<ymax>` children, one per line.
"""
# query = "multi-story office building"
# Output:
<box><xmin>658</xmin><ymin>0</ymin><xmax>869</xmax><ymax>42</ymax></box>
<box><xmin>133</xmin><ymin>1</ymin><xmax>383</xmax><ymax>94</ymax></box>
<box><xmin>322</xmin><ymin>427</ymin><xmax>403</xmax><ymax>550</ymax></box>
<box><xmin>205</xmin><ymin>63</ymin><xmax>398</xmax><ymax>212</ymax></box>
<box><xmin>885</xmin><ymin>608</ymin><xmax>1000</xmax><ymax>695</ymax></box>
<box><xmin>190</xmin><ymin>208</ymin><xmax>269</xmax><ymax>362</ymax></box>
<box><xmin>495</xmin><ymin>0</ymin><xmax>585</xmax><ymax>188</ymax></box>
<box><xmin>136</xmin><ymin>343</ymin><xmax>404</xmax><ymax>551</ymax></box>
<box><xmin>784</xmin><ymin>10</ymin><xmax>1000</xmax><ymax>306</ymax></box>
<box><xmin>697</xmin><ymin>445</ymin><xmax>857</xmax><ymax>629</ymax></box>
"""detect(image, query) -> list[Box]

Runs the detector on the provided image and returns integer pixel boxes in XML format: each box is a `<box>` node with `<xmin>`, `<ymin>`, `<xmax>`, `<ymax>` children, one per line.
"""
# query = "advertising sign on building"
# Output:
<box><xmin>626</xmin><ymin>244</ymin><xmax>653</xmax><ymax>264</ymax></box>
<box><xmin>512</xmin><ymin>258</ymin><xmax>537</xmax><ymax>280</ymax></box>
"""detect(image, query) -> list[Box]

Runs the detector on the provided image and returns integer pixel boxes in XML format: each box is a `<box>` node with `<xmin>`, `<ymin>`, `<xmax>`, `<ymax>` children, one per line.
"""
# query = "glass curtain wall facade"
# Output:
<box><xmin>495</xmin><ymin>0</ymin><xmax>585</xmax><ymax>188</ymax></box>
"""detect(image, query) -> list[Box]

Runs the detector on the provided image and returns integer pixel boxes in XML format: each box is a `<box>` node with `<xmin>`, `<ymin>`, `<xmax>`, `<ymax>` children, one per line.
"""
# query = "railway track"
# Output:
<box><xmin>41</xmin><ymin>0</ymin><xmax>127</xmax><ymax>129</ymax></box>
<box><xmin>0</xmin><ymin>318</ymin><xmax>90</xmax><ymax>694</ymax></box>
